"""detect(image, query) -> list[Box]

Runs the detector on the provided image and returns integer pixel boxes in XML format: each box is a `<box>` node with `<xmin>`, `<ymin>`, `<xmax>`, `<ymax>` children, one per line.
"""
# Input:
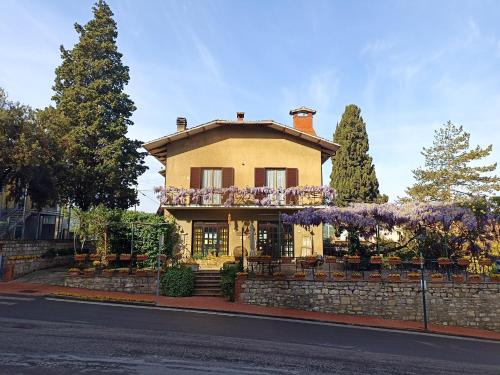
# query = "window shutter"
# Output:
<box><xmin>190</xmin><ymin>167</ymin><xmax>201</xmax><ymax>189</ymax></box>
<box><xmin>286</xmin><ymin>168</ymin><xmax>299</xmax><ymax>204</ymax></box>
<box><xmin>254</xmin><ymin>168</ymin><xmax>266</xmax><ymax>187</ymax></box>
<box><xmin>222</xmin><ymin>168</ymin><xmax>234</xmax><ymax>188</ymax></box>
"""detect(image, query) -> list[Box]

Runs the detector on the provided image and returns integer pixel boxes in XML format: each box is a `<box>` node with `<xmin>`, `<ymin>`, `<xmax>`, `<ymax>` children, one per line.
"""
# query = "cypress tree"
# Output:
<box><xmin>330</xmin><ymin>104</ymin><xmax>382</xmax><ymax>204</ymax></box>
<box><xmin>51</xmin><ymin>0</ymin><xmax>146</xmax><ymax>210</ymax></box>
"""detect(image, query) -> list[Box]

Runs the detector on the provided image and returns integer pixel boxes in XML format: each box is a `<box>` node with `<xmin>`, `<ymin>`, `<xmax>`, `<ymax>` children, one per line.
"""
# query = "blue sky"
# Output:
<box><xmin>1</xmin><ymin>0</ymin><xmax>499</xmax><ymax>212</ymax></box>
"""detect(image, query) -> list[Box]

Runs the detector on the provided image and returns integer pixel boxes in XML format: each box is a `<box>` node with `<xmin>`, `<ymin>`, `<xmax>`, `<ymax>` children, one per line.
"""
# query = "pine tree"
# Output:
<box><xmin>406</xmin><ymin>121</ymin><xmax>500</xmax><ymax>201</ymax></box>
<box><xmin>51</xmin><ymin>0</ymin><xmax>146</xmax><ymax>210</ymax></box>
<box><xmin>330</xmin><ymin>104</ymin><xmax>382</xmax><ymax>204</ymax></box>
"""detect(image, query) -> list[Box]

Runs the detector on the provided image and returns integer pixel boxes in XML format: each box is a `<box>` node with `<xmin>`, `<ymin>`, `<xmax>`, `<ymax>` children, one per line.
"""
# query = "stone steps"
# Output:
<box><xmin>194</xmin><ymin>271</ymin><xmax>221</xmax><ymax>296</ymax></box>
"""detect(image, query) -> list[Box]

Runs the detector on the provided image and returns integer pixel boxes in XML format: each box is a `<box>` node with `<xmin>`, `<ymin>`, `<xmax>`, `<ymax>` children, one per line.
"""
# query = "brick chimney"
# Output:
<box><xmin>289</xmin><ymin>107</ymin><xmax>316</xmax><ymax>136</ymax></box>
<box><xmin>176</xmin><ymin>117</ymin><xmax>187</xmax><ymax>132</ymax></box>
<box><xmin>236</xmin><ymin>112</ymin><xmax>245</xmax><ymax>122</ymax></box>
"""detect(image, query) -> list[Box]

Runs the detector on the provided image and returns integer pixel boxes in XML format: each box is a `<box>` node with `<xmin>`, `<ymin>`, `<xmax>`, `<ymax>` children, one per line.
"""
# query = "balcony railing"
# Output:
<box><xmin>155</xmin><ymin>186</ymin><xmax>335</xmax><ymax>207</ymax></box>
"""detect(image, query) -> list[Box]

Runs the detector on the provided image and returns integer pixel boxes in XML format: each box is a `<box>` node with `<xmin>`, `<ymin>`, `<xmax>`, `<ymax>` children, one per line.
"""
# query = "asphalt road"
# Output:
<box><xmin>0</xmin><ymin>294</ymin><xmax>499</xmax><ymax>374</ymax></box>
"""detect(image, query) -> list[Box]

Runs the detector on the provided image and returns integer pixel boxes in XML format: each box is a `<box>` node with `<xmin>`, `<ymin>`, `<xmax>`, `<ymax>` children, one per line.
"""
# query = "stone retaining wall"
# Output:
<box><xmin>0</xmin><ymin>240</ymin><xmax>74</xmax><ymax>258</ymax></box>
<box><xmin>64</xmin><ymin>275</ymin><xmax>158</xmax><ymax>294</ymax></box>
<box><xmin>0</xmin><ymin>240</ymin><xmax>76</xmax><ymax>280</ymax></box>
<box><xmin>237</xmin><ymin>277</ymin><xmax>500</xmax><ymax>332</ymax></box>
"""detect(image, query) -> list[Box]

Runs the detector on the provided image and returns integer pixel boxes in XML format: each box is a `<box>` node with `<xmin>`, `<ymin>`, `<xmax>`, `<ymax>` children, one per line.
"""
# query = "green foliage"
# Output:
<box><xmin>50</xmin><ymin>0</ymin><xmax>147</xmax><ymax>210</ymax></box>
<box><xmin>0</xmin><ymin>88</ymin><xmax>61</xmax><ymax>208</ymax></box>
<box><xmin>330</xmin><ymin>104</ymin><xmax>383</xmax><ymax>205</ymax></box>
<box><xmin>220</xmin><ymin>263</ymin><xmax>238</xmax><ymax>301</ymax></box>
<box><xmin>160</xmin><ymin>267</ymin><xmax>195</xmax><ymax>297</ymax></box>
<box><xmin>73</xmin><ymin>206</ymin><xmax>179</xmax><ymax>264</ymax></box>
<box><xmin>406</xmin><ymin>121</ymin><xmax>500</xmax><ymax>201</ymax></box>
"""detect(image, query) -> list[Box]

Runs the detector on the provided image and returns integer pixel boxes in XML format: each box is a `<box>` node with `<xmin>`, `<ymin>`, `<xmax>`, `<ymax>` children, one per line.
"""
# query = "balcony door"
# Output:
<box><xmin>257</xmin><ymin>221</ymin><xmax>294</xmax><ymax>258</ymax></box>
<box><xmin>202</xmin><ymin>169</ymin><xmax>222</xmax><ymax>205</ymax></box>
<box><xmin>265</xmin><ymin>169</ymin><xmax>286</xmax><ymax>205</ymax></box>
<box><xmin>193</xmin><ymin>222</ymin><xmax>229</xmax><ymax>257</ymax></box>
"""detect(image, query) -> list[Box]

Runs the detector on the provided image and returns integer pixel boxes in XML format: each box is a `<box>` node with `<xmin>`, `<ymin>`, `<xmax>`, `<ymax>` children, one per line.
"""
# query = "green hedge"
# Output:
<box><xmin>220</xmin><ymin>263</ymin><xmax>239</xmax><ymax>301</ymax></box>
<box><xmin>160</xmin><ymin>267</ymin><xmax>195</xmax><ymax>297</ymax></box>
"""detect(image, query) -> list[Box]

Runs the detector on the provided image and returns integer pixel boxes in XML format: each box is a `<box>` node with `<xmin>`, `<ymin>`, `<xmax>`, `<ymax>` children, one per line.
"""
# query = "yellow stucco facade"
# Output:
<box><xmin>145</xmin><ymin>118</ymin><xmax>338</xmax><ymax>265</ymax></box>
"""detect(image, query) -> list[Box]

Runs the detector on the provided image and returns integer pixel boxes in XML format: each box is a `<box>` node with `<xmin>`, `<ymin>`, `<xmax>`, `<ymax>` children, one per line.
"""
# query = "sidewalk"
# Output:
<box><xmin>1</xmin><ymin>280</ymin><xmax>499</xmax><ymax>342</ymax></box>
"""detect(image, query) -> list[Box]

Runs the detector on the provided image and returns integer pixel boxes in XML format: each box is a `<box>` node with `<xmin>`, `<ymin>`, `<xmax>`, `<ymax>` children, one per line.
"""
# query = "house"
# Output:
<box><xmin>143</xmin><ymin>108</ymin><xmax>339</xmax><ymax>267</ymax></box>
<box><xmin>0</xmin><ymin>185</ymin><xmax>70</xmax><ymax>240</ymax></box>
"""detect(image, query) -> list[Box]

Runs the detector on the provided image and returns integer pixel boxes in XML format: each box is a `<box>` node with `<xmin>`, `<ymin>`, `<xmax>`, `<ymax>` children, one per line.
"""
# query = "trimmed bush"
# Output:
<box><xmin>160</xmin><ymin>267</ymin><xmax>195</xmax><ymax>297</ymax></box>
<box><xmin>220</xmin><ymin>263</ymin><xmax>238</xmax><ymax>301</ymax></box>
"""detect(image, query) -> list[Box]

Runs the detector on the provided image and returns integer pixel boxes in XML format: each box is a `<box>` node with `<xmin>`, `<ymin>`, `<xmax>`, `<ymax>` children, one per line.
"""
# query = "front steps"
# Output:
<box><xmin>194</xmin><ymin>270</ymin><xmax>221</xmax><ymax>296</ymax></box>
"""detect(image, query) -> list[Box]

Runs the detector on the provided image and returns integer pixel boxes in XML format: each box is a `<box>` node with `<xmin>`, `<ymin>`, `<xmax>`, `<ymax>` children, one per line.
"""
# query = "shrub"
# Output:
<box><xmin>160</xmin><ymin>267</ymin><xmax>195</xmax><ymax>297</ymax></box>
<box><xmin>220</xmin><ymin>264</ymin><xmax>238</xmax><ymax>301</ymax></box>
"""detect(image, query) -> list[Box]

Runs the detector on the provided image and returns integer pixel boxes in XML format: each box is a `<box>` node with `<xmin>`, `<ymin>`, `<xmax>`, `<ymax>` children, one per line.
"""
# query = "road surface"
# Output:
<box><xmin>0</xmin><ymin>294</ymin><xmax>498</xmax><ymax>374</ymax></box>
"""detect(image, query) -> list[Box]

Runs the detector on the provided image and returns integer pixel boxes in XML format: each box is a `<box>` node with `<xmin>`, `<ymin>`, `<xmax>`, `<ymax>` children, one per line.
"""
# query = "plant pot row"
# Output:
<box><xmin>74</xmin><ymin>254</ymin><xmax>149</xmax><ymax>262</ymax></box>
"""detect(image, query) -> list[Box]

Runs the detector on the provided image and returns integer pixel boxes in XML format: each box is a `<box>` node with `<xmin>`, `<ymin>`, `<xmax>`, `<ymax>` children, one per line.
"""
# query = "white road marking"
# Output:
<box><xmin>0</xmin><ymin>296</ymin><xmax>34</xmax><ymax>302</ymax></box>
<box><xmin>0</xmin><ymin>301</ymin><xmax>16</xmax><ymax>306</ymax></box>
<box><xmin>43</xmin><ymin>297</ymin><xmax>500</xmax><ymax>344</ymax></box>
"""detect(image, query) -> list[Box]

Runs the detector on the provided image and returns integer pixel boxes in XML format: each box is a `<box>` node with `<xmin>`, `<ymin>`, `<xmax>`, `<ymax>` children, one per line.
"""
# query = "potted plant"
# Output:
<box><xmin>105</xmin><ymin>254</ymin><xmax>117</xmax><ymax>262</ymax></box>
<box><xmin>74</xmin><ymin>254</ymin><xmax>87</xmax><ymax>262</ymax></box>
<box><xmin>324</xmin><ymin>256</ymin><xmax>337</xmax><ymax>264</ymax></box>
<box><xmin>102</xmin><ymin>268</ymin><xmax>114</xmax><ymax>277</ymax></box>
<box><xmin>293</xmin><ymin>272</ymin><xmax>306</xmax><ymax>280</ymax></box>
<box><xmin>117</xmin><ymin>267</ymin><xmax>130</xmax><ymax>275</ymax></box>
<box><xmin>407</xmin><ymin>272</ymin><xmax>420</xmax><ymax>281</ymax></box>
<box><xmin>332</xmin><ymin>272</ymin><xmax>345</xmax><ymax>281</ymax></box>
<box><xmin>273</xmin><ymin>272</ymin><xmax>287</xmax><ymax>280</ymax></box>
<box><xmin>368</xmin><ymin>273</ymin><xmax>382</xmax><ymax>282</ymax></box>
<box><xmin>280</xmin><ymin>257</ymin><xmax>293</xmax><ymax>264</ymax></box>
<box><xmin>457</xmin><ymin>257</ymin><xmax>470</xmax><ymax>267</ymax></box>
<box><xmin>89</xmin><ymin>254</ymin><xmax>101</xmax><ymax>262</ymax></box>
<box><xmin>347</xmin><ymin>255</ymin><xmax>361</xmax><ymax>264</ymax></box>
<box><xmin>430</xmin><ymin>273</ymin><xmax>444</xmax><ymax>282</ymax></box>
<box><xmin>386</xmin><ymin>273</ymin><xmax>401</xmax><ymax>282</ymax></box>
<box><xmin>490</xmin><ymin>274</ymin><xmax>500</xmax><ymax>283</ymax></box>
<box><xmin>83</xmin><ymin>268</ymin><xmax>95</xmax><ymax>277</ymax></box>
<box><xmin>468</xmin><ymin>274</ymin><xmax>481</xmax><ymax>283</ymax></box>
<box><xmin>388</xmin><ymin>256</ymin><xmax>401</xmax><ymax>266</ymax></box>
<box><xmin>119</xmin><ymin>253</ymin><xmax>131</xmax><ymax>261</ymax></box>
<box><xmin>135</xmin><ymin>254</ymin><xmax>148</xmax><ymax>262</ymax></box>
<box><xmin>452</xmin><ymin>274</ymin><xmax>465</xmax><ymax>283</ymax></box>
<box><xmin>411</xmin><ymin>257</ymin><xmax>423</xmax><ymax>266</ymax></box>
<box><xmin>478</xmin><ymin>257</ymin><xmax>492</xmax><ymax>267</ymax></box>
<box><xmin>370</xmin><ymin>255</ymin><xmax>383</xmax><ymax>265</ymax></box>
<box><xmin>314</xmin><ymin>271</ymin><xmax>327</xmax><ymax>281</ymax></box>
<box><xmin>135</xmin><ymin>268</ymin><xmax>147</xmax><ymax>277</ymax></box>
<box><xmin>350</xmin><ymin>271</ymin><xmax>363</xmax><ymax>280</ymax></box>
<box><xmin>68</xmin><ymin>268</ymin><xmax>80</xmax><ymax>277</ymax></box>
<box><xmin>437</xmin><ymin>257</ymin><xmax>452</xmax><ymax>266</ymax></box>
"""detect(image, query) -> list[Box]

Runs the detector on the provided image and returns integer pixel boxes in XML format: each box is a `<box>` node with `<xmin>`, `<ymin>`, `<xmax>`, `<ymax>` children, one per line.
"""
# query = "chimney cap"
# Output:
<box><xmin>236</xmin><ymin>112</ymin><xmax>245</xmax><ymax>120</ymax></box>
<box><xmin>289</xmin><ymin>106</ymin><xmax>316</xmax><ymax>116</ymax></box>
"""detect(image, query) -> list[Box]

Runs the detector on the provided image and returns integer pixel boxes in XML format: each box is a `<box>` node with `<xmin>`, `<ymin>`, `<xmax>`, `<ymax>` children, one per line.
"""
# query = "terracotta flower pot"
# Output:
<box><xmin>324</xmin><ymin>256</ymin><xmax>337</xmax><ymax>264</ymax></box>
<box><xmin>430</xmin><ymin>275</ymin><xmax>444</xmax><ymax>282</ymax></box>
<box><xmin>294</xmin><ymin>273</ymin><xmax>306</xmax><ymax>280</ymax></box>
<box><xmin>452</xmin><ymin>275</ymin><xmax>465</xmax><ymax>283</ymax></box>
<box><xmin>74</xmin><ymin>254</ymin><xmax>86</xmax><ymax>262</ymax></box>
<box><xmin>347</xmin><ymin>257</ymin><xmax>361</xmax><ymax>264</ymax></box>
<box><xmin>83</xmin><ymin>270</ymin><xmax>95</xmax><ymax>278</ymax></box>
<box><xmin>437</xmin><ymin>258</ymin><xmax>452</xmax><ymax>266</ymax></box>
<box><xmin>411</xmin><ymin>258</ymin><xmax>423</xmax><ymax>266</ymax></box>
<box><xmin>368</xmin><ymin>274</ymin><xmax>382</xmax><ymax>282</ymax></box>
<box><xmin>386</xmin><ymin>275</ymin><xmax>401</xmax><ymax>282</ymax></box>
<box><xmin>135</xmin><ymin>255</ymin><xmax>148</xmax><ymax>262</ymax></box>
<box><xmin>135</xmin><ymin>269</ymin><xmax>147</xmax><ymax>277</ymax></box>
<box><xmin>479</xmin><ymin>259</ymin><xmax>492</xmax><ymax>267</ymax></box>
<box><xmin>314</xmin><ymin>274</ymin><xmax>327</xmax><ymax>281</ymax></box>
<box><xmin>106</xmin><ymin>255</ymin><xmax>117</xmax><ymax>261</ymax></box>
<box><xmin>370</xmin><ymin>257</ymin><xmax>383</xmax><ymax>265</ymax></box>
<box><xmin>388</xmin><ymin>258</ymin><xmax>402</xmax><ymax>266</ymax></box>
<box><xmin>457</xmin><ymin>258</ymin><xmax>470</xmax><ymax>267</ymax></box>
<box><xmin>468</xmin><ymin>275</ymin><xmax>481</xmax><ymax>283</ymax></box>
<box><xmin>89</xmin><ymin>254</ymin><xmax>101</xmax><ymax>261</ymax></box>
<box><xmin>119</xmin><ymin>254</ymin><xmax>131</xmax><ymax>261</ymax></box>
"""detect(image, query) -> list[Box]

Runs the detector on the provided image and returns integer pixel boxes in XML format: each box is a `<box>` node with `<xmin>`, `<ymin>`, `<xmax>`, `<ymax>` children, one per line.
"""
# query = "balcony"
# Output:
<box><xmin>155</xmin><ymin>186</ymin><xmax>335</xmax><ymax>208</ymax></box>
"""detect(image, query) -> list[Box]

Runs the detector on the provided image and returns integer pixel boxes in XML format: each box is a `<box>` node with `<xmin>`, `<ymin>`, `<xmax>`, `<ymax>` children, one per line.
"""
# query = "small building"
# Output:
<box><xmin>143</xmin><ymin>108</ymin><xmax>339</xmax><ymax>267</ymax></box>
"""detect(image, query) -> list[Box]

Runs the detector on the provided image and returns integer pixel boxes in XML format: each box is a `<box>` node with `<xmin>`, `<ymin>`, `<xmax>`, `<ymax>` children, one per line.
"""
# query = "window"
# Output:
<box><xmin>265</xmin><ymin>169</ymin><xmax>286</xmax><ymax>204</ymax></box>
<box><xmin>202</xmin><ymin>169</ymin><xmax>222</xmax><ymax>205</ymax></box>
<box><xmin>257</xmin><ymin>222</ymin><xmax>294</xmax><ymax>257</ymax></box>
<box><xmin>192</xmin><ymin>222</ymin><xmax>229</xmax><ymax>257</ymax></box>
